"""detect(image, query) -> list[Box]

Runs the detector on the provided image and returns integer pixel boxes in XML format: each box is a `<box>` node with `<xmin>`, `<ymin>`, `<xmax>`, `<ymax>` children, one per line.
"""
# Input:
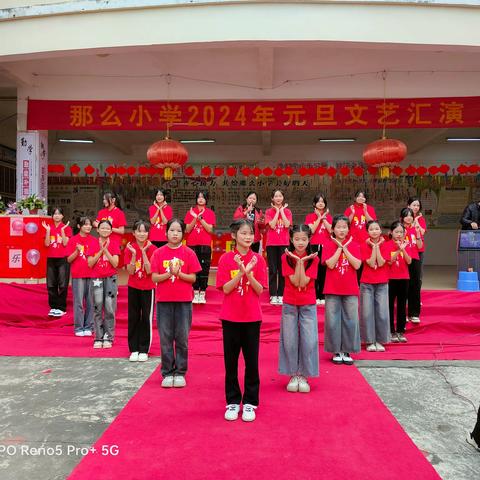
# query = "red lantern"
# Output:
<box><xmin>48</xmin><ymin>165</ymin><xmax>57</xmax><ymax>173</ymax></box>
<box><xmin>416</xmin><ymin>166</ymin><xmax>427</xmax><ymax>176</ymax></box>
<box><xmin>57</xmin><ymin>165</ymin><xmax>65</xmax><ymax>174</ymax></box>
<box><xmin>327</xmin><ymin>167</ymin><xmax>337</xmax><ymax>177</ymax></box>
<box><xmin>439</xmin><ymin>164</ymin><xmax>450</xmax><ymax>174</ymax></box>
<box><xmin>84</xmin><ymin>164</ymin><xmax>95</xmax><ymax>175</ymax></box>
<box><xmin>201</xmin><ymin>166</ymin><xmax>212</xmax><ymax>177</ymax></box>
<box><xmin>316</xmin><ymin>166</ymin><xmax>327</xmax><ymax>176</ymax></box>
<box><xmin>284</xmin><ymin>166</ymin><xmax>294</xmax><ymax>176</ymax></box>
<box><xmin>363</xmin><ymin>138</ymin><xmax>407</xmax><ymax>178</ymax></box>
<box><xmin>339</xmin><ymin>166</ymin><xmax>350</xmax><ymax>177</ymax></box>
<box><xmin>274</xmin><ymin>167</ymin><xmax>284</xmax><ymax>177</ymax></box>
<box><xmin>252</xmin><ymin>167</ymin><xmax>262</xmax><ymax>177</ymax></box>
<box><xmin>428</xmin><ymin>166</ymin><xmax>439</xmax><ymax>175</ymax></box>
<box><xmin>105</xmin><ymin>165</ymin><xmax>116</xmax><ymax>176</ymax></box>
<box><xmin>405</xmin><ymin>165</ymin><xmax>416</xmax><ymax>176</ymax></box>
<box><xmin>127</xmin><ymin>166</ymin><xmax>136</xmax><ymax>176</ymax></box>
<box><xmin>70</xmin><ymin>164</ymin><xmax>81</xmax><ymax>176</ymax></box>
<box><xmin>214</xmin><ymin>166</ymin><xmax>224</xmax><ymax>177</ymax></box>
<box><xmin>367</xmin><ymin>166</ymin><xmax>378</xmax><ymax>176</ymax></box>
<box><xmin>392</xmin><ymin>166</ymin><xmax>403</xmax><ymax>176</ymax></box>
<box><xmin>117</xmin><ymin>166</ymin><xmax>127</xmax><ymax>176</ymax></box>
<box><xmin>307</xmin><ymin>167</ymin><xmax>315</xmax><ymax>176</ymax></box>
<box><xmin>353</xmin><ymin>166</ymin><xmax>364</xmax><ymax>177</ymax></box>
<box><xmin>184</xmin><ymin>166</ymin><xmax>195</xmax><ymax>176</ymax></box>
<box><xmin>147</xmin><ymin>138</ymin><xmax>188</xmax><ymax>181</ymax></box>
<box><xmin>226</xmin><ymin>166</ymin><xmax>237</xmax><ymax>177</ymax></box>
<box><xmin>241</xmin><ymin>167</ymin><xmax>251</xmax><ymax>177</ymax></box>
<box><xmin>468</xmin><ymin>164</ymin><xmax>479</xmax><ymax>174</ymax></box>
<box><xmin>263</xmin><ymin>167</ymin><xmax>273</xmax><ymax>177</ymax></box>
<box><xmin>299</xmin><ymin>167</ymin><xmax>308</xmax><ymax>177</ymax></box>
<box><xmin>457</xmin><ymin>164</ymin><xmax>468</xmax><ymax>175</ymax></box>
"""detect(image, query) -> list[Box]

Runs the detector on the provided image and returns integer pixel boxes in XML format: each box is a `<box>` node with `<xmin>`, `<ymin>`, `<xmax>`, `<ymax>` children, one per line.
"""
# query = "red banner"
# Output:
<box><xmin>27</xmin><ymin>97</ymin><xmax>480</xmax><ymax>131</ymax></box>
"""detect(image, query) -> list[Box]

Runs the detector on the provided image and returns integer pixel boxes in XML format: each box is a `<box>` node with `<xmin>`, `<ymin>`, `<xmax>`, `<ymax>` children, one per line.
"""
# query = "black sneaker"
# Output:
<box><xmin>332</xmin><ymin>353</ymin><xmax>343</xmax><ymax>365</ymax></box>
<box><xmin>391</xmin><ymin>333</ymin><xmax>400</xmax><ymax>343</ymax></box>
<box><xmin>342</xmin><ymin>352</ymin><xmax>354</xmax><ymax>365</ymax></box>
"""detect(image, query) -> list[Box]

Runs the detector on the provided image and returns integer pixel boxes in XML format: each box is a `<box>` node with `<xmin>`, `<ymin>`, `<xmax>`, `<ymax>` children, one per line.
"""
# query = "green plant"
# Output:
<box><xmin>0</xmin><ymin>195</ymin><xmax>5</xmax><ymax>214</ymax></box>
<box><xmin>17</xmin><ymin>194</ymin><xmax>48</xmax><ymax>212</ymax></box>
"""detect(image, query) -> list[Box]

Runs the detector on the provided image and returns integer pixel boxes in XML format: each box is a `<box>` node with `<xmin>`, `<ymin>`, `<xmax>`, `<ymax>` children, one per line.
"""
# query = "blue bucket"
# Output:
<box><xmin>457</xmin><ymin>271</ymin><xmax>480</xmax><ymax>291</ymax></box>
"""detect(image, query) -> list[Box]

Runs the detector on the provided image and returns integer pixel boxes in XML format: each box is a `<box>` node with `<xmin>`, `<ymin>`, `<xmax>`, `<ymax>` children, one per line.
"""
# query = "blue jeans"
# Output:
<box><xmin>360</xmin><ymin>283</ymin><xmax>390</xmax><ymax>344</ymax></box>
<box><xmin>157</xmin><ymin>302</ymin><xmax>192</xmax><ymax>377</ymax></box>
<box><xmin>324</xmin><ymin>295</ymin><xmax>360</xmax><ymax>353</ymax></box>
<box><xmin>92</xmin><ymin>275</ymin><xmax>118</xmax><ymax>342</ymax></box>
<box><xmin>72</xmin><ymin>278</ymin><xmax>93</xmax><ymax>333</ymax></box>
<box><xmin>279</xmin><ymin>304</ymin><xmax>319</xmax><ymax>377</ymax></box>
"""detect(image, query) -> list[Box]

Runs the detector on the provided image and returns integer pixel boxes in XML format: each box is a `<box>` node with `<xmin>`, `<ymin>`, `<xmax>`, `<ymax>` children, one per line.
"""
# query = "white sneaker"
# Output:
<box><xmin>366</xmin><ymin>343</ymin><xmax>377</xmax><ymax>352</ymax></box>
<box><xmin>75</xmin><ymin>331</ymin><xmax>84</xmax><ymax>337</ymax></box>
<box><xmin>410</xmin><ymin>316</ymin><xmax>420</xmax><ymax>324</ymax></box>
<box><xmin>138</xmin><ymin>353</ymin><xmax>148</xmax><ymax>362</ymax></box>
<box><xmin>83</xmin><ymin>330</ymin><xmax>93</xmax><ymax>337</ymax></box>
<box><xmin>277</xmin><ymin>296</ymin><xmax>283</xmax><ymax>305</ymax></box>
<box><xmin>51</xmin><ymin>309</ymin><xmax>63</xmax><ymax>317</ymax></box>
<box><xmin>192</xmin><ymin>291</ymin><xmax>200</xmax><ymax>304</ymax></box>
<box><xmin>286</xmin><ymin>375</ymin><xmax>299</xmax><ymax>392</ymax></box>
<box><xmin>318</xmin><ymin>299</ymin><xmax>325</xmax><ymax>305</ymax></box>
<box><xmin>270</xmin><ymin>296</ymin><xmax>278</xmax><ymax>305</ymax></box>
<box><xmin>375</xmin><ymin>342</ymin><xmax>386</xmax><ymax>352</ymax></box>
<box><xmin>48</xmin><ymin>308</ymin><xmax>56</xmax><ymax>316</ymax></box>
<box><xmin>161</xmin><ymin>375</ymin><xmax>174</xmax><ymax>388</ymax></box>
<box><xmin>224</xmin><ymin>404</ymin><xmax>240</xmax><ymax>421</ymax></box>
<box><xmin>129</xmin><ymin>352</ymin><xmax>139</xmax><ymax>362</ymax></box>
<box><xmin>342</xmin><ymin>352</ymin><xmax>354</xmax><ymax>365</ymax></box>
<box><xmin>332</xmin><ymin>353</ymin><xmax>343</xmax><ymax>365</ymax></box>
<box><xmin>93</xmin><ymin>341</ymin><xmax>103</xmax><ymax>349</ymax></box>
<box><xmin>198</xmin><ymin>291</ymin><xmax>206</xmax><ymax>304</ymax></box>
<box><xmin>242</xmin><ymin>404</ymin><xmax>257</xmax><ymax>422</ymax></box>
<box><xmin>173</xmin><ymin>375</ymin><xmax>186</xmax><ymax>388</ymax></box>
<box><xmin>298</xmin><ymin>376</ymin><xmax>310</xmax><ymax>393</ymax></box>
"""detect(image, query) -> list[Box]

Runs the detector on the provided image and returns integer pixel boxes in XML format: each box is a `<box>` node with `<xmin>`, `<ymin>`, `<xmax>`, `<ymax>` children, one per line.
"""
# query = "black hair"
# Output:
<box><xmin>354</xmin><ymin>190</ymin><xmax>368</xmax><ymax>202</ymax></box>
<box><xmin>400</xmin><ymin>207</ymin><xmax>415</xmax><ymax>221</ymax></box>
<box><xmin>366</xmin><ymin>220</ymin><xmax>381</xmax><ymax>230</ymax></box>
<box><xmin>241</xmin><ymin>191</ymin><xmax>260</xmax><ymax>212</ymax></box>
<box><xmin>166</xmin><ymin>218</ymin><xmax>186</xmax><ymax>236</ymax></box>
<box><xmin>133</xmin><ymin>219</ymin><xmax>150</xmax><ymax>233</ymax></box>
<box><xmin>331</xmin><ymin>214</ymin><xmax>350</xmax><ymax>238</ymax></box>
<box><xmin>154</xmin><ymin>189</ymin><xmax>168</xmax><ymax>202</ymax></box>
<box><xmin>103</xmin><ymin>192</ymin><xmax>117</xmax><ymax>206</ymax></box>
<box><xmin>271</xmin><ymin>189</ymin><xmax>285</xmax><ymax>201</ymax></box>
<box><xmin>389</xmin><ymin>221</ymin><xmax>405</xmax><ymax>238</ymax></box>
<box><xmin>230</xmin><ymin>218</ymin><xmax>254</xmax><ymax>235</ymax></box>
<box><xmin>407</xmin><ymin>196</ymin><xmax>422</xmax><ymax>213</ymax></box>
<box><xmin>286</xmin><ymin>224</ymin><xmax>314</xmax><ymax>270</ymax></box>
<box><xmin>313</xmin><ymin>193</ymin><xmax>328</xmax><ymax>209</ymax></box>
<box><xmin>97</xmin><ymin>219</ymin><xmax>113</xmax><ymax>229</ymax></box>
<box><xmin>195</xmin><ymin>191</ymin><xmax>208</xmax><ymax>204</ymax></box>
<box><xmin>77</xmin><ymin>216</ymin><xmax>91</xmax><ymax>228</ymax></box>
<box><xmin>50</xmin><ymin>207</ymin><xmax>64</xmax><ymax>216</ymax></box>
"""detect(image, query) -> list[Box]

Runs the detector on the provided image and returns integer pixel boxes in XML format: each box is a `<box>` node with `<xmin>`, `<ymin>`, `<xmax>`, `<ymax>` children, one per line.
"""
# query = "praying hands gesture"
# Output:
<box><xmin>366</xmin><ymin>237</ymin><xmax>384</xmax><ymax>248</ymax></box>
<box><xmin>189</xmin><ymin>208</ymin><xmax>198</xmax><ymax>219</ymax></box>
<box><xmin>333</xmin><ymin>236</ymin><xmax>352</xmax><ymax>250</ymax></box>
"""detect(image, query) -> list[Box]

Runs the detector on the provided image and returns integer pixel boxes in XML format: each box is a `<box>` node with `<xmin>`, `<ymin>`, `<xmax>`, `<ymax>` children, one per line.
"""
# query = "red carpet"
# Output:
<box><xmin>1</xmin><ymin>283</ymin><xmax>479</xmax><ymax>360</ymax></box>
<box><xmin>67</xmin><ymin>342</ymin><xmax>440</xmax><ymax>480</ymax></box>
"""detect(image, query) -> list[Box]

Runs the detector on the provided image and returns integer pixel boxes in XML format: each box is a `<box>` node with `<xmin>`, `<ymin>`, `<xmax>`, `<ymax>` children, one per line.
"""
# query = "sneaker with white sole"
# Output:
<box><xmin>286</xmin><ymin>375</ymin><xmax>299</xmax><ymax>392</ymax></box>
<box><xmin>332</xmin><ymin>353</ymin><xmax>343</xmax><ymax>364</ymax></box>
<box><xmin>298</xmin><ymin>376</ymin><xmax>310</xmax><ymax>393</ymax></box>
<box><xmin>138</xmin><ymin>353</ymin><xmax>148</xmax><ymax>362</ymax></box>
<box><xmin>366</xmin><ymin>343</ymin><xmax>377</xmax><ymax>352</ymax></box>
<box><xmin>242</xmin><ymin>404</ymin><xmax>257</xmax><ymax>422</ymax></box>
<box><xmin>192</xmin><ymin>291</ymin><xmax>200</xmax><ymax>304</ymax></box>
<box><xmin>48</xmin><ymin>308</ymin><xmax>56</xmax><ymax>317</ymax></box>
<box><xmin>161</xmin><ymin>375</ymin><xmax>174</xmax><ymax>388</ymax></box>
<box><xmin>270</xmin><ymin>296</ymin><xmax>278</xmax><ymax>305</ymax></box>
<box><xmin>410</xmin><ymin>317</ymin><xmax>420</xmax><ymax>324</ymax></box>
<box><xmin>198</xmin><ymin>291</ymin><xmax>206</xmax><ymax>304</ymax></box>
<box><xmin>375</xmin><ymin>342</ymin><xmax>386</xmax><ymax>352</ymax></box>
<box><xmin>316</xmin><ymin>299</ymin><xmax>325</xmax><ymax>306</ymax></box>
<box><xmin>173</xmin><ymin>375</ymin><xmax>186</xmax><ymax>388</ymax></box>
<box><xmin>103</xmin><ymin>340</ymin><xmax>112</xmax><ymax>348</ymax></box>
<box><xmin>75</xmin><ymin>331</ymin><xmax>84</xmax><ymax>337</ymax></box>
<box><xmin>93</xmin><ymin>341</ymin><xmax>103</xmax><ymax>349</ymax></box>
<box><xmin>129</xmin><ymin>352</ymin><xmax>139</xmax><ymax>362</ymax></box>
<box><xmin>224</xmin><ymin>404</ymin><xmax>240</xmax><ymax>421</ymax></box>
<box><xmin>342</xmin><ymin>352</ymin><xmax>354</xmax><ymax>365</ymax></box>
<box><xmin>83</xmin><ymin>330</ymin><xmax>93</xmax><ymax>337</ymax></box>
<box><xmin>51</xmin><ymin>309</ymin><xmax>63</xmax><ymax>317</ymax></box>
<box><xmin>277</xmin><ymin>296</ymin><xmax>283</xmax><ymax>305</ymax></box>
<box><xmin>397</xmin><ymin>333</ymin><xmax>408</xmax><ymax>343</ymax></box>
<box><xmin>391</xmin><ymin>333</ymin><xmax>400</xmax><ymax>343</ymax></box>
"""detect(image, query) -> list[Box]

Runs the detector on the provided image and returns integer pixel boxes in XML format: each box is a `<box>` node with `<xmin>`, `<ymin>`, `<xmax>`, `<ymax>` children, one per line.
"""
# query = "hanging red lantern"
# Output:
<box><xmin>263</xmin><ymin>167</ymin><xmax>273</xmax><ymax>176</ymax></box>
<box><xmin>405</xmin><ymin>165</ymin><xmax>416</xmax><ymax>176</ymax></box>
<box><xmin>439</xmin><ymin>164</ymin><xmax>450</xmax><ymax>174</ymax></box>
<box><xmin>353</xmin><ymin>166</ymin><xmax>364</xmax><ymax>177</ymax></box>
<box><xmin>184</xmin><ymin>166</ymin><xmax>195</xmax><ymax>176</ymax></box>
<box><xmin>316</xmin><ymin>166</ymin><xmax>327</xmax><ymax>176</ymax></box>
<box><xmin>252</xmin><ymin>167</ymin><xmax>262</xmax><ymax>177</ymax></box>
<box><xmin>117</xmin><ymin>166</ymin><xmax>127</xmax><ymax>176</ymax></box>
<box><xmin>468</xmin><ymin>164</ymin><xmax>479</xmax><ymax>174</ymax></box>
<box><xmin>70</xmin><ymin>164</ymin><xmax>81</xmax><ymax>176</ymax></box>
<box><xmin>241</xmin><ymin>167</ymin><xmax>251</xmax><ymax>177</ymax></box>
<box><xmin>299</xmin><ymin>167</ymin><xmax>308</xmax><ymax>177</ymax></box>
<box><xmin>284</xmin><ymin>166</ymin><xmax>294</xmax><ymax>176</ymax></box>
<box><xmin>214</xmin><ymin>166</ymin><xmax>224</xmax><ymax>177</ymax></box>
<box><xmin>201</xmin><ymin>166</ymin><xmax>212</xmax><ymax>177</ymax></box>
<box><xmin>84</xmin><ymin>164</ymin><xmax>95</xmax><ymax>175</ymax></box>
<box><xmin>363</xmin><ymin>138</ymin><xmax>407</xmax><ymax>178</ymax></box>
<box><xmin>127</xmin><ymin>166</ymin><xmax>136</xmax><ymax>176</ymax></box>
<box><xmin>138</xmin><ymin>166</ymin><xmax>148</xmax><ymax>175</ymax></box>
<box><xmin>327</xmin><ymin>167</ymin><xmax>337</xmax><ymax>177</ymax></box>
<box><xmin>416</xmin><ymin>166</ymin><xmax>427</xmax><ymax>176</ymax></box>
<box><xmin>392</xmin><ymin>166</ymin><xmax>403</xmax><ymax>176</ymax></box>
<box><xmin>274</xmin><ymin>167</ymin><xmax>284</xmax><ymax>177</ymax></box>
<box><xmin>48</xmin><ymin>164</ymin><xmax>57</xmax><ymax>173</ymax></box>
<box><xmin>226</xmin><ymin>166</ymin><xmax>237</xmax><ymax>177</ymax></box>
<box><xmin>307</xmin><ymin>167</ymin><xmax>315</xmax><ymax>176</ymax></box>
<box><xmin>339</xmin><ymin>166</ymin><xmax>350</xmax><ymax>177</ymax></box>
<box><xmin>57</xmin><ymin>165</ymin><xmax>65</xmax><ymax>174</ymax></box>
<box><xmin>367</xmin><ymin>166</ymin><xmax>378</xmax><ymax>176</ymax></box>
<box><xmin>428</xmin><ymin>166</ymin><xmax>439</xmax><ymax>175</ymax></box>
<box><xmin>457</xmin><ymin>164</ymin><xmax>468</xmax><ymax>175</ymax></box>
<box><xmin>105</xmin><ymin>165</ymin><xmax>116</xmax><ymax>176</ymax></box>
<box><xmin>147</xmin><ymin>138</ymin><xmax>189</xmax><ymax>181</ymax></box>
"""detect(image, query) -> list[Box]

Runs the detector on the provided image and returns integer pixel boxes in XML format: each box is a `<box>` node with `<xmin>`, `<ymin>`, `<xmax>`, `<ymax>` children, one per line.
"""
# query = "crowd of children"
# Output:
<box><xmin>43</xmin><ymin>188</ymin><xmax>426</xmax><ymax>422</ymax></box>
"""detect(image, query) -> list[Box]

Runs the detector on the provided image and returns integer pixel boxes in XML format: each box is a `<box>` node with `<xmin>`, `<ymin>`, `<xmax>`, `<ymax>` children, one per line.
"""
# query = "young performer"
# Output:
<box><xmin>93</xmin><ymin>192</ymin><xmax>127</xmax><ymax>245</ymax></box>
<box><xmin>233</xmin><ymin>191</ymin><xmax>265</xmax><ymax>253</ymax></box>
<box><xmin>344</xmin><ymin>190</ymin><xmax>377</xmax><ymax>244</ymax></box>
<box><xmin>149</xmin><ymin>189</ymin><xmax>173</xmax><ymax>248</ymax></box>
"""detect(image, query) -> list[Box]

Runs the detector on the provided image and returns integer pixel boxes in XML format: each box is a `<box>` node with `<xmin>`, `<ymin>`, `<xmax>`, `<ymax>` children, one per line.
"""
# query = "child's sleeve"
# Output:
<box><xmin>321</xmin><ymin>241</ymin><xmax>333</xmax><ymax>264</ymax></box>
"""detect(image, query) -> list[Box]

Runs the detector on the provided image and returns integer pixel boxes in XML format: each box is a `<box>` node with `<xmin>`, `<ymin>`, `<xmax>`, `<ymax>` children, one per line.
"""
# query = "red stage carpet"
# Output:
<box><xmin>67</xmin><ymin>342</ymin><xmax>440</xmax><ymax>480</ymax></box>
<box><xmin>1</xmin><ymin>283</ymin><xmax>479</xmax><ymax>360</ymax></box>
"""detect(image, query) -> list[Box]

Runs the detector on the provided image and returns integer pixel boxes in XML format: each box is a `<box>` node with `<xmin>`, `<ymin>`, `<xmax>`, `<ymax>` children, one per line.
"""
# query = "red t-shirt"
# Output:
<box><xmin>344</xmin><ymin>204</ymin><xmax>377</xmax><ymax>243</ymax></box>
<box><xmin>184</xmin><ymin>207</ymin><xmax>216</xmax><ymax>246</ymax></box>
<box><xmin>66</xmin><ymin>233</ymin><xmax>97</xmax><ymax>278</ymax></box>
<box><xmin>265</xmin><ymin>207</ymin><xmax>292</xmax><ymax>246</ymax></box>
<box><xmin>385</xmin><ymin>240</ymin><xmax>412</xmax><ymax>280</ymax></box>
<box><xmin>304</xmin><ymin>212</ymin><xmax>333</xmax><ymax>246</ymax></box>
<box><xmin>403</xmin><ymin>225</ymin><xmax>420</xmax><ymax>260</ymax></box>
<box><xmin>216</xmin><ymin>249</ymin><xmax>267</xmax><ymax>322</ymax></box>
<box><xmin>148</xmin><ymin>204</ymin><xmax>173</xmax><ymax>242</ymax></box>
<box><xmin>360</xmin><ymin>240</ymin><xmax>390</xmax><ymax>284</ymax></box>
<box><xmin>281</xmin><ymin>253</ymin><xmax>319</xmax><ymax>305</ymax></box>
<box><xmin>47</xmin><ymin>223</ymin><xmax>72</xmax><ymax>258</ymax></box>
<box><xmin>322</xmin><ymin>238</ymin><xmax>361</xmax><ymax>296</ymax></box>
<box><xmin>233</xmin><ymin>206</ymin><xmax>264</xmax><ymax>243</ymax></box>
<box><xmin>151</xmin><ymin>245</ymin><xmax>202</xmax><ymax>302</ymax></box>
<box><xmin>95</xmin><ymin>207</ymin><xmax>127</xmax><ymax>244</ymax></box>
<box><xmin>89</xmin><ymin>237</ymin><xmax>121</xmax><ymax>278</ymax></box>
<box><xmin>124</xmin><ymin>242</ymin><xmax>157</xmax><ymax>290</ymax></box>
<box><xmin>416</xmin><ymin>215</ymin><xmax>427</xmax><ymax>253</ymax></box>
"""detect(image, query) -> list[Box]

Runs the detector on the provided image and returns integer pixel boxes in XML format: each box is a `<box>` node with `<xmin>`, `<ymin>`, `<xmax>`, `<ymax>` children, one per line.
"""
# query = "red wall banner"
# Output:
<box><xmin>27</xmin><ymin>97</ymin><xmax>480</xmax><ymax>131</ymax></box>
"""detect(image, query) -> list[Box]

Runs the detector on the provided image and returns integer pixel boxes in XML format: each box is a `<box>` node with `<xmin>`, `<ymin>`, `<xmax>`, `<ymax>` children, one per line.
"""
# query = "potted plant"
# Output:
<box><xmin>16</xmin><ymin>194</ymin><xmax>48</xmax><ymax>215</ymax></box>
<box><xmin>0</xmin><ymin>195</ymin><xmax>5</xmax><ymax>215</ymax></box>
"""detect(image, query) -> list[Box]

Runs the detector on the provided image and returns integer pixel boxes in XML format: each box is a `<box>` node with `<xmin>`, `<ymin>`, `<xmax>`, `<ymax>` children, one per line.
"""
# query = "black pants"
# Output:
<box><xmin>312</xmin><ymin>244</ymin><xmax>327</xmax><ymax>300</ymax></box>
<box><xmin>151</xmin><ymin>241</ymin><xmax>167</xmax><ymax>248</ymax></box>
<box><xmin>251</xmin><ymin>242</ymin><xmax>260</xmax><ymax>253</ymax></box>
<box><xmin>46</xmin><ymin>257</ymin><xmax>70</xmax><ymax>311</ymax></box>
<box><xmin>389</xmin><ymin>279</ymin><xmax>409</xmax><ymax>334</ymax></box>
<box><xmin>222</xmin><ymin>320</ymin><xmax>261</xmax><ymax>406</ymax></box>
<box><xmin>408</xmin><ymin>257</ymin><xmax>422</xmax><ymax>317</ymax></box>
<box><xmin>127</xmin><ymin>287</ymin><xmax>154</xmax><ymax>353</ymax></box>
<box><xmin>192</xmin><ymin>245</ymin><xmax>211</xmax><ymax>291</ymax></box>
<box><xmin>472</xmin><ymin>405</ymin><xmax>480</xmax><ymax>446</ymax></box>
<box><xmin>267</xmin><ymin>245</ymin><xmax>287</xmax><ymax>297</ymax></box>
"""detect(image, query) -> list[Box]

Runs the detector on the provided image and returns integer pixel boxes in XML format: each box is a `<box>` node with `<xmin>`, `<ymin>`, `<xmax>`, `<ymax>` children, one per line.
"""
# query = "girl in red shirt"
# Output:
<box><xmin>125</xmin><ymin>220</ymin><xmax>157</xmax><ymax>363</ymax></box>
<box><xmin>359</xmin><ymin>220</ymin><xmax>391</xmax><ymax>352</ymax></box>
<box><xmin>406</xmin><ymin>198</ymin><xmax>427</xmax><ymax>324</ymax></box>
<box><xmin>279</xmin><ymin>224</ymin><xmax>319</xmax><ymax>393</ymax></box>
<box><xmin>386</xmin><ymin>221</ymin><xmax>412</xmax><ymax>343</ymax></box>
<box><xmin>149</xmin><ymin>189</ymin><xmax>173</xmax><ymax>248</ymax></box>
<box><xmin>305</xmin><ymin>193</ymin><xmax>332</xmax><ymax>305</ymax></box>
<box><xmin>67</xmin><ymin>216</ymin><xmax>96</xmax><ymax>336</ymax></box>
<box><xmin>265</xmin><ymin>189</ymin><xmax>292</xmax><ymax>305</ymax></box>
<box><xmin>216</xmin><ymin>219</ymin><xmax>267</xmax><ymax>422</ymax></box>
<box><xmin>232</xmin><ymin>191</ymin><xmax>265</xmax><ymax>253</ymax></box>
<box><xmin>322</xmin><ymin>215</ymin><xmax>362</xmax><ymax>365</ymax></box>
<box><xmin>42</xmin><ymin>207</ymin><xmax>72</xmax><ymax>317</ymax></box>
<box><xmin>94</xmin><ymin>192</ymin><xmax>127</xmax><ymax>245</ymax></box>
<box><xmin>344</xmin><ymin>190</ymin><xmax>377</xmax><ymax>244</ymax></box>
<box><xmin>88</xmin><ymin>220</ymin><xmax>120</xmax><ymax>349</ymax></box>
<box><xmin>184</xmin><ymin>191</ymin><xmax>216</xmax><ymax>305</ymax></box>
<box><xmin>151</xmin><ymin>219</ymin><xmax>201</xmax><ymax>388</ymax></box>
